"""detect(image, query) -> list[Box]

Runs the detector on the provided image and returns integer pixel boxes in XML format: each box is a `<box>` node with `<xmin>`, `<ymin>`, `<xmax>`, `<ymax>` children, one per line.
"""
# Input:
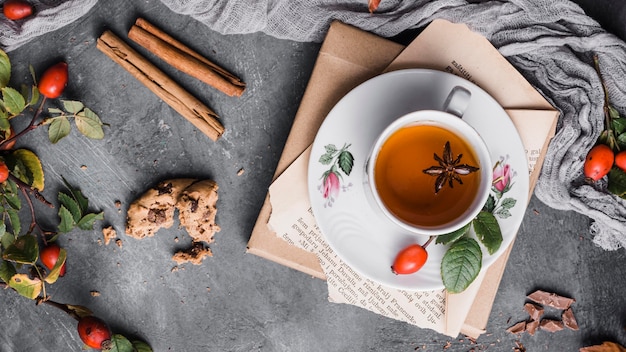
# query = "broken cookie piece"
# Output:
<box><xmin>176</xmin><ymin>179</ymin><xmax>220</xmax><ymax>244</ymax></box>
<box><xmin>125</xmin><ymin>179</ymin><xmax>197</xmax><ymax>238</ymax></box>
<box><xmin>172</xmin><ymin>242</ymin><xmax>213</xmax><ymax>265</ymax></box>
<box><xmin>102</xmin><ymin>226</ymin><xmax>117</xmax><ymax>245</ymax></box>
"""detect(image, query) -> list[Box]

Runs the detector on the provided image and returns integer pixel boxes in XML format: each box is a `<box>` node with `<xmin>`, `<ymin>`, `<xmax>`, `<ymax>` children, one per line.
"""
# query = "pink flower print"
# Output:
<box><xmin>322</xmin><ymin>171</ymin><xmax>340</xmax><ymax>200</ymax></box>
<box><xmin>492</xmin><ymin>163</ymin><xmax>511</xmax><ymax>192</ymax></box>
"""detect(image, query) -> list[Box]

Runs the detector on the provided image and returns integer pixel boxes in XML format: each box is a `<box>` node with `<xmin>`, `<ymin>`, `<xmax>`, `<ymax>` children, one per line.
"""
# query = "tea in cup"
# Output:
<box><xmin>366</xmin><ymin>109</ymin><xmax>492</xmax><ymax>236</ymax></box>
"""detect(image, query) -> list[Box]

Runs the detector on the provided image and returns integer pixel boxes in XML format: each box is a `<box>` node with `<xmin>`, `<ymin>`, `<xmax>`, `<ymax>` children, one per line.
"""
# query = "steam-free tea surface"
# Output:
<box><xmin>374</xmin><ymin>124</ymin><xmax>480</xmax><ymax>227</ymax></box>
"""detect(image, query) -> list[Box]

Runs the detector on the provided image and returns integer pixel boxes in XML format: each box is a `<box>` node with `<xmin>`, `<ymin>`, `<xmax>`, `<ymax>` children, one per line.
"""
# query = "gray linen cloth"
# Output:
<box><xmin>2</xmin><ymin>0</ymin><xmax>625</xmax><ymax>250</ymax></box>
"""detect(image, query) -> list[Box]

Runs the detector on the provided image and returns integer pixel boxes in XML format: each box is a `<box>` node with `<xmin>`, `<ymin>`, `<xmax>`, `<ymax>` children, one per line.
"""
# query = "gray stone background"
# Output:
<box><xmin>0</xmin><ymin>0</ymin><xmax>625</xmax><ymax>351</ymax></box>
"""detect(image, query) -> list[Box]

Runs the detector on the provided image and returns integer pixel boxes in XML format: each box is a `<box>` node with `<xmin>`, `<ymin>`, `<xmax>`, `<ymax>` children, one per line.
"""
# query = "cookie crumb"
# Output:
<box><xmin>237</xmin><ymin>168</ymin><xmax>244</xmax><ymax>176</ymax></box>
<box><xmin>115</xmin><ymin>239</ymin><xmax>122</xmax><ymax>248</ymax></box>
<box><xmin>102</xmin><ymin>226</ymin><xmax>117</xmax><ymax>246</ymax></box>
<box><xmin>80</xmin><ymin>165</ymin><xmax>87</xmax><ymax>170</ymax></box>
<box><xmin>172</xmin><ymin>242</ymin><xmax>213</xmax><ymax>265</ymax></box>
<box><xmin>90</xmin><ymin>291</ymin><xmax>101</xmax><ymax>297</ymax></box>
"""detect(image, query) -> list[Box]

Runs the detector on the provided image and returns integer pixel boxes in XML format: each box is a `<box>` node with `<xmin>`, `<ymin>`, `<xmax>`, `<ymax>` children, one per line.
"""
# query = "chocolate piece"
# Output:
<box><xmin>539</xmin><ymin>319</ymin><xmax>564</xmax><ymax>333</ymax></box>
<box><xmin>524</xmin><ymin>302</ymin><xmax>544</xmax><ymax>321</ymax></box>
<box><xmin>527</xmin><ymin>290</ymin><xmax>575</xmax><ymax>309</ymax></box>
<box><xmin>506</xmin><ymin>321</ymin><xmax>526</xmax><ymax>335</ymax></box>
<box><xmin>562</xmin><ymin>308</ymin><xmax>579</xmax><ymax>331</ymax></box>
<box><xmin>526</xmin><ymin>320</ymin><xmax>539</xmax><ymax>336</ymax></box>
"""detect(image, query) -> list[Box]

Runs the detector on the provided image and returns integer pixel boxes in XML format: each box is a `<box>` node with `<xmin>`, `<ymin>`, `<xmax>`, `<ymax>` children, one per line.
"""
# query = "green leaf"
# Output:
<box><xmin>324</xmin><ymin>144</ymin><xmax>338</xmax><ymax>154</ymax></box>
<box><xmin>338</xmin><ymin>150</ymin><xmax>354</xmax><ymax>176</ymax></box>
<box><xmin>6</xmin><ymin>207</ymin><xmax>20</xmax><ymax>235</ymax></box>
<box><xmin>29</xmin><ymin>85</ymin><xmax>40</xmax><ymax>106</ymax></box>
<box><xmin>318</xmin><ymin>153</ymin><xmax>333</xmax><ymax>165</ymax></box>
<box><xmin>58</xmin><ymin>192</ymin><xmax>82</xmax><ymax>222</ymax></box>
<box><xmin>48</xmin><ymin>116</ymin><xmax>71</xmax><ymax>144</ymax></box>
<box><xmin>2</xmin><ymin>235</ymin><xmax>38</xmax><ymax>264</ymax></box>
<box><xmin>58</xmin><ymin>205</ymin><xmax>76</xmax><ymax>233</ymax></box>
<box><xmin>75</xmin><ymin>108</ymin><xmax>104</xmax><ymax>140</ymax></box>
<box><xmin>102</xmin><ymin>334</ymin><xmax>134</xmax><ymax>352</ymax></box>
<box><xmin>499</xmin><ymin>197</ymin><xmax>517</xmax><ymax>210</ymax></box>
<box><xmin>62</xmin><ymin>177</ymin><xmax>89</xmax><ymax>214</ymax></box>
<box><xmin>62</xmin><ymin>100</ymin><xmax>84</xmax><ymax>114</ymax></box>
<box><xmin>8</xmin><ymin>274</ymin><xmax>42</xmax><ymax>300</ymax></box>
<box><xmin>0</xmin><ymin>50</ymin><xmax>9</xmax><ymax>88</ymax></box>
<box><xmin>441</xmin><ymin>237</ymin><xmax>482</xmax><ymax>294</ymax></box>
<box><xmin>3</xmin><ymin>180</ymin><xmax>21</xmax><ymax>210</ymax></box>
<box><xmin>0</xmin><ymin>110</ymin><xmax>7</xmax><ymax>124</ymax></box>
<box><xmin>436</xmin><ymin>222</ymin><xmax>470</xmax><ymax>245</ymax></box>
<box><xmin>494</xmin><ymin>208</ymin><xmax>512</xmax><ymax>219</ymax></box>
<box><xmin>617</xmin><ymin>132</ymin><xmax>626</xmax><ymax>151</ymax></box>
<box><xmin>132</xmin><ymin>341</ymin><xmax>153</xmax><ymax>352</ymax></box>
<box><xmin>44</xmin><ymin>248</ymin><xmax>66</xmax><ymax>284</ymax></box>
<box><xmin>76</xmin><ymin>212</ymin><xmax>104</xmax><ymax>230</ymax></box>
<box><xmin>608</xmin><ymin>167</ymin><xmax>626</xmax><ymax>197</ymax></box>
<box><xmin>0</xmin><ymin>224</ymin><xmax>15</xmax><ymax>249</ymax></box>
<box><xmin>5</xmin><ymin>149</ymin><xmax>45</xmax><ymax>191</ymax></box>
<box><xmin>473</xmin><ymin>211</ymin><xmax>503</xmax><ymax>255</ymax></box>
<box><xmin>482</xmin><ymin>194</ymin><xmax>495</xmax><ymax>213</ymax></box>
<box><xmin>0</xmin><ymin>260</ymin><xmax>17</xmax><ymax>283</ymax></box>
<box><xmin>48</xmin><ymin>107</ymin><xmax>63</xmax><ymax>115</ymax></box>
<box><xmin>2</xmin><ymin>87</ymin><xmax>26</xmax><ymax>115</ymax></box>
<box><xmin>613</xmin><ymin>117</ymin><xmax>626</xmax><ymax>135</ymax></box>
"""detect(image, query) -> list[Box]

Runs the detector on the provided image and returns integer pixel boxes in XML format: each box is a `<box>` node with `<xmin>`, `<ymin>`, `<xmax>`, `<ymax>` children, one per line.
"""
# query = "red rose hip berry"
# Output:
<box><xmin>40</xmin><ymin>243</ymin><xmax>66</xmax><ymax>276</ymax></box>
<box><xmin>3</xmin><ymin>0</ymin><xmax>34</xmax><ymax>20</ymax></box>
<box><xmin>38</xmin><ymin>62</ymin><xmax>68</xmax><ymax>99</ymax></box>
<box><xmin>584</xmin><ymin>144</ymin><xmax>614</xmax><ymax>181</ymax></box>
<box><xmin>391</xmin><ymin>243</ymin><xmax>428</xmax><ymax>275</ymax></box>
<box><xmin>615</xmin><ymin>150</ymin><xmax>626</xmax><ymax>172</ymax></box>
<box><xmin>0</xmin><ymin>162</ymin><xmax>9</xmax><ymax>184</ymax></box>
<box><xmin>77</xmin><ymin>316</ymin><xmax>111</xmax><ymax>349</ymax></box>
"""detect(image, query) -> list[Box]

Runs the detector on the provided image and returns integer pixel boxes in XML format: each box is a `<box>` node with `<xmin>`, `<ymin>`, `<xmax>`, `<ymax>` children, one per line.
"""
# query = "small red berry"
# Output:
<box><xmin>38</xmin><ymin>62</ymin><xmax>68</xmax><ymax>99</ymax></box>
<box><xmin>615</xmin><ymin>150</ymin><xmax>626</xmax><ymax>172</ymax></box>
<box><xmin>391</xmin><ymin>243</ymin><xmax>428</xmax><ymax>275</ymax></box>
<box><xmin>0</xmin><ymin>162</ymin><xmax>9</xmax><ymax>184</ymax></box>
<box><xmin>2</xmin><ymin>0</ymin><xmax>33</xmax><ymax>21</ymax></box>
<box><xmin>40</xmin><ymin>243</ymin><xmax>66</xmax><ymax>276</ymax></box>
<box><xmin>77</xmin><ymin>316</ymin><xmax>111</xmax><ymax>349</ymax></box>
<box><xmin>584</xmin><ymin>144</ymin><xmax>614</xmax><ymax>181</ymax></box>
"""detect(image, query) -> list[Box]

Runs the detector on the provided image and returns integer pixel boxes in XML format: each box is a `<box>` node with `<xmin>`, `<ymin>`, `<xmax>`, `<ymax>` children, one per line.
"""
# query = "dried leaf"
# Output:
<box><xmin>580</xmin><ymin>341</ymin><xmax>626</xmax><ymax>352</ymax></box>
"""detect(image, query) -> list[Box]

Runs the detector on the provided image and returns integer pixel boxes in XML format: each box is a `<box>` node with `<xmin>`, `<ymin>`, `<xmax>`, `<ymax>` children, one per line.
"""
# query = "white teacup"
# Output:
<box><xmin>365</xmin><ymin>87</ymin><xmax>492</xmax><ymax>236</ymax></box>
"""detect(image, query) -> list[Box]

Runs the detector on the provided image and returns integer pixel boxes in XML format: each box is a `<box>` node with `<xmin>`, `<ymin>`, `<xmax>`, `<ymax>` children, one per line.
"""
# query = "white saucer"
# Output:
<box><xmin>307</xmin><ymin>69</ymin><xmax>529</xmax><ymax>291</ymax></box>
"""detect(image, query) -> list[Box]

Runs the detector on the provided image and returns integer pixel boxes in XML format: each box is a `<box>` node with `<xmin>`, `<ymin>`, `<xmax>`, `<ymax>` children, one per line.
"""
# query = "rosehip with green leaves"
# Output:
<box><xmin>391</xmin><ymin>243</ymin><xmax>428</xmax><ymax>275</ymax></box>
<box><xmin>38</xmin><ymin>62</ymin><xmax>68</xmax><ymax>99</ymax></box>
<box><xmin>2</xmin><ymin>0</ymin><xmax>34</xmax><ymax>20</ymax></box>
<box><xmin>77</xmin><ymin>316</ymin><xmax>111</xmax><ymax>349</ymax></box>
<box><xmin>40</xmin><ymin>243</ymin><xmax>66</xmax><ymax>276</ymax></box>
<box><xmin>584</xmin><ymin>144</ymin><xmax>614</xmax><ymax>181</ymax></box>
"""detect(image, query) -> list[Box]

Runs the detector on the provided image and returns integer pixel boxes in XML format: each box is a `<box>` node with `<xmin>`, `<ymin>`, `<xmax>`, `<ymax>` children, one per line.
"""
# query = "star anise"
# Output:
<box><xmin>422</xmin><ymin>141</ymin><xmax>480</xmax><ymax>194</ymax></box>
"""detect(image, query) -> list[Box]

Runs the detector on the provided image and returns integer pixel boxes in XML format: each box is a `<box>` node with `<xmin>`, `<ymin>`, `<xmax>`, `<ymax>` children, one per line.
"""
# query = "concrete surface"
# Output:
<box><xmin>1</xmin><ymin>0</ymin><xmax>625</xmax><ymax>351</ymax></box>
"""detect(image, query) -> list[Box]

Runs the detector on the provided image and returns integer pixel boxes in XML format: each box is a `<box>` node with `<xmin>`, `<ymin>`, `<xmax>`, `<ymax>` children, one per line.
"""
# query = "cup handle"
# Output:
<box><xmin>443</xmin><ymin>86</ymin><xmax>472</xmax><ymax>117</ymax></box>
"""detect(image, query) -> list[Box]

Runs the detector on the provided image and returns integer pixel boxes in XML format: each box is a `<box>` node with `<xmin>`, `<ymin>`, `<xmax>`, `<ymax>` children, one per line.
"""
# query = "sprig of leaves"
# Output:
<box><xmin>46</xmin><ymin>100</ymin><xmax>105</xmax><ymax>143</ymax></box>
<box><xmin>57</xmin><ymin>178</ymin><xmax>104</xmax><ymax>235</ymax></box>
<box><xmin>437</xmin><ymin>182</ymin><xmax>517</xmax><ymax>293</ymax></box>
<box><xmin>318</xmin><ymin>143</ymin><xmax>354</xmax><ymax>176</ymax></box>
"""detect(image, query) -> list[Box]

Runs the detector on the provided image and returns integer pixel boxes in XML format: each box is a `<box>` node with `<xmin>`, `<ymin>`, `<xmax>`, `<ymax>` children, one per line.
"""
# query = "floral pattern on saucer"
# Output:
<box><xmin>487</xmin><ymin>155</ymin><xmax>518</xmax><ymax>219</ymax></box>
<box><xmin>317</xmin><ymin>143</ymin><xmax>354</xmax><ymax>208</ymax></box>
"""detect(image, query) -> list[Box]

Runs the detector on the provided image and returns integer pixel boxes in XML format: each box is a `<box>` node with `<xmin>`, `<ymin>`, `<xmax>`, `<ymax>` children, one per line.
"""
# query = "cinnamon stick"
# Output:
<box><xmin>96</xmin><ymin>30</ymin><xmax>224</xmax><ymax>141</ymax></box>
<box><xmin>128</xmin><ymin>18</ymin><xmax>245</xmax><ymax>97</ymax></box>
